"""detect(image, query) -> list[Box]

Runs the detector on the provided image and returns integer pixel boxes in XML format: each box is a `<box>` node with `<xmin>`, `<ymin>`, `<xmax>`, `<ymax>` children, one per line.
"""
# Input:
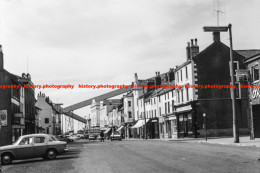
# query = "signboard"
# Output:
<box><xmin>12</xmin><ymin>125</ymin><xmax>25</xmax><ymax>129</ymax></box>
<box><xmin>14</xmin><ymin>113</ymin><xmax>23</xmax><ymax>118</ymax></box>
<box><xmin>0</xmin><ymin>110</ymin><xmax>7</xmax><ymax>126</ymax></box>
<box><xmin>236</xmin><ymin>69</ymin><xmax>249</xmax><ymax>82</ymax></box>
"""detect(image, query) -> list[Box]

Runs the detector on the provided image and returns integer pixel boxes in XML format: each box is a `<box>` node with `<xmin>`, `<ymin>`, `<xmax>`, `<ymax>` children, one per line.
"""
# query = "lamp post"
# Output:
<box><xmin>142</xmin><ymin>87</ymin><xmax>147</xmax><ymax>140</ymax></box>
<box><xmin>203</xmin><ymin>113</ymin><xmax>207</xmax><ymax>141</ymax></box>
<box><xmin>203</xmin><ymin>24</ymin><xmax>239</xmax><ymax>143</ymax></box>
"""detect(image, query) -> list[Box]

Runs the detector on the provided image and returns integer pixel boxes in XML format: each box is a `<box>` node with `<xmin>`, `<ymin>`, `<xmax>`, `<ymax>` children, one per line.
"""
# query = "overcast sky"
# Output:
<box><xmin>1</xmin><ymin>0</ymin><xmax>260</xmax><ymax>121</ymax></box>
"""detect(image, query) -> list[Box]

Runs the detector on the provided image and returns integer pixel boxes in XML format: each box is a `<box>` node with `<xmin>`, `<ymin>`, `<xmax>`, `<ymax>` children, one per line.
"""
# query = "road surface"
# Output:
<box><xmin>2</xmin><ymin>139</ymin><xmax>260</xmax><ymax>173</ymax></box>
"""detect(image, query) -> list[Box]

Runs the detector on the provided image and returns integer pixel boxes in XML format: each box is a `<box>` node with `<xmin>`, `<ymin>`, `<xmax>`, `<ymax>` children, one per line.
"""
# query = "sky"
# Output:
<box><xmin>1</xmin><ymin>0</ymin><xmax>260</xmax><ymax>130</ymax></box>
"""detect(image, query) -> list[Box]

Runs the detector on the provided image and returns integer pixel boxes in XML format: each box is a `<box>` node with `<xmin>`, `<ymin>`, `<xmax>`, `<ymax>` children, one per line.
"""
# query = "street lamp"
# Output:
<box><xmin>203</xmin><ymin>113</ymin><xmax>207</xmax><ymax>141</ymax></box>
<box><xmin>203</xmin><ymin>24</ymin><xmax>239</xmax><ymax>143</ymax></box>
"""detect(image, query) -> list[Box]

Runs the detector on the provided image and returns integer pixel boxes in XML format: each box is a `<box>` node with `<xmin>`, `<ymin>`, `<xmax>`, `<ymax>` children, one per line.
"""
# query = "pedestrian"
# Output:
<box><xmin>100</xmin><ymin>131</ymin><xmax>104</xmax><ymax>142</ymax></box>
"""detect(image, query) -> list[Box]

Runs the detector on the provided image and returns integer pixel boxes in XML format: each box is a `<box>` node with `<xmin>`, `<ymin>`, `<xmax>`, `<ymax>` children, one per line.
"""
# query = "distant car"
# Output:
<box><xmin>65</xmin><ymin>135</ymin><xmax>75</xmax><ymax>142</ymax></box>
<box><xmin>0</xmin><ymin>134</ymin><xmax>69</xmax><ymax>165</ymax></box>
<box><xmin>77</xmin><ymin>134</ymin><xmax>84</xmax><ymax>139</ymax></box>
<box><xmin>57</xmin><ymin>135</ymin><xmax>73</xmax><ymax>143</ymax></box>
<box><xmin>89</xmin><ymin>135</ymin><xmax>96</xmax><ymax>140</ymax></box>
<box><xmin>110</xmin><ymin>132</ymin><xmax>122</xmax><ymax>141</ymax></box>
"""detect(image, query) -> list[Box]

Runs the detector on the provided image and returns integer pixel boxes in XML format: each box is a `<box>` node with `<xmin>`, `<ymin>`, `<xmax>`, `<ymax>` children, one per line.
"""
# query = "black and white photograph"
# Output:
<box><xmin>0</xmin><ymin>0</ymin><xmax>260</xmax><ymax>172</ymax></box>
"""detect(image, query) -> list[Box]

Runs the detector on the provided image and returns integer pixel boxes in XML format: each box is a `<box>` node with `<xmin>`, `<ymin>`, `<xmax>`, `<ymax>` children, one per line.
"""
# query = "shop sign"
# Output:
<box><xmin>0</xmin><ymin>110</ymin><xmax>7</xmax><ymax>126</ymax></box>
<box><xmin>14</xmin><ymin>113</ymin><xmax>23</xmax><ymax>118</ymax></box>
<box><xmin>12</xmin><ymin>125</ymin><xmax>25</xmax><ymax>129</ymax></box>
<box><xmin>252</xmin><ymin>88</ymin><xmax>260</xmax><ymax>99</ymax></box>
<box><xmin>169</xmin><ymin>116</ymin><xmax>176</xmax><ymax>120</ymax></box>
<box><xmin>175</xmin><ymin>105</ymin><xmax>192</xmax><ymax>113</ymax></box>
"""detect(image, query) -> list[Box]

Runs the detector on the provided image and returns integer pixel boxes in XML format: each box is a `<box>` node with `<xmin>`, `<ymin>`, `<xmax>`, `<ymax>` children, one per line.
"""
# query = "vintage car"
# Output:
<box><xmin>0</xmin><ymin>134</ymin><xmax>69</xmax><ymax>165</ymax></box>
<box><xmin>110</xmin><ymin>132</ymin><xmax>122</xmax><ymax>141</ymax></box>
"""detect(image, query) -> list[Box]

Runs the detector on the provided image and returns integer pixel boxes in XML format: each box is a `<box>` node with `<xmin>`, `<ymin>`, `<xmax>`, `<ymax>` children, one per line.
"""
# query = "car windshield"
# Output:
<box><xmin>13</xmin><ymin>136</ymin><xmax>23</xmax><ymax>145</ymax></box>
<box><xmin>50</xmin><ymin>135</ymin><xmax>59</xmax><ymax>141</ymax></box>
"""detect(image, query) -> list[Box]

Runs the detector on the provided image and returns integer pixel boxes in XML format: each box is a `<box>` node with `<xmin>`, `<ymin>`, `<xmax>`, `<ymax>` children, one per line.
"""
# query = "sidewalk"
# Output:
<box><xmin>125</xmin><ymin>136</ymin><xmax>260</xmax><ymax>147</ymax></box>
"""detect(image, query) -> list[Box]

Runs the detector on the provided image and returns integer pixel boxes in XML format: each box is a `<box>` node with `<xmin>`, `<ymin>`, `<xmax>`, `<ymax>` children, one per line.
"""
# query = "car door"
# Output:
<box><xmin>16</xmin><ymin>137</ymin><xmax>36</xmax><ymax>159</ymax></box>
<box><xmin>33</xmin><ymin>136</ymin><xmax>48</xmax><ymax>157</ymax></box>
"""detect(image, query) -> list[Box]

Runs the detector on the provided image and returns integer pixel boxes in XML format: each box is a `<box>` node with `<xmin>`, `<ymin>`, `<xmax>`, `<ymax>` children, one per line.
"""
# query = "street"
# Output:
<box><xmin>2</xmin><ymin>139</ymin><xmax>260</xmax><ymax>173</ymax></box>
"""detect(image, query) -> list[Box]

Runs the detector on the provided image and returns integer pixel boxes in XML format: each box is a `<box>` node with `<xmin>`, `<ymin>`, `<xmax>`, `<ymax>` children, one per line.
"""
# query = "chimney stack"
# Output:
<box><xmin>213</xmin><ymin>32</ymin><xmax>220</xmax><ymax>42</ymax></box>
<box><xmin>0</xmin><ymin>45</ymin><xmax>3</xmax><ymax>70</ymax></box>
<box><xmin>155</xmin><ymin>71</ymin><xmax>161</xmax><ymax>86</ymax></box>
<box><xmin>186</xmin><ymin>42</ymin><xmax>191</xmax><ymax>61</ymax></box>
<box><xmin>134</xmin><ymin>73</ymin><xmax>138</xmax><ymax>83</ymax></box>
<box><xmin>168</xmin><ymin>68</ymin><xmax>175</xmax><ymax>82</ymax></box>
<box><xmin>189</xmin><ymin>38</ymin><xmax>199</xmax><ymax>59</ymax></box>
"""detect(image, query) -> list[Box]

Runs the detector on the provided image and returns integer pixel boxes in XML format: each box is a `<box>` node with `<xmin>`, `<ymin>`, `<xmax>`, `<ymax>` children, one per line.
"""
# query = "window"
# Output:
<box><xmin>141</xmin><ymin>112</ymin><xmax>143</xmax><ymax>119</ymax></box>
<box><xmin>34</xmin><ymin>137</ymin><xmax>46</xmax><ymax>144</ymax></box>
<box><xmin>172</xmin><ymin>100</ymin><xmax>174</xmax><ymax>112</ymax></box>
<box><xmin>159</xmin><ymin>107</ymin><xmax>161</xmax><ymax>116</ymax></box>
<box><xmin>165</xmin><ymin>103</ymin><xmax>167</xmax><ymax>114</ymax></box>
<box><xmin>168</xmin><ymin>93</ymin><xmax>169</xmax><ymax>99</ymax></box>
<box><xmin>181</xmin><ymin>90</ymin><xmax>184</xmax><ymax>103</ymax></box>
<box><xmin>185</xmin><ymin>66</ymin><xmax>188</xmax><ymax>79</ymax></box>
<box><xmin>186</xmin><ymin>87</ymin><xmax>189</xmax><ymax>101</ymax></box>
<box><xmin>136</xmin><ymin>99</ymin><xmax>138</xmax><ymax>106</ymax></box>
<box><xmin>176</xmin><ymin>72</ymin><xmax>179</xmax><ymax>82</ymax></box>
<box><xmin>252</xmin><ymin>66</ymin><xmax>260</xmax><ymax>82</ymax></box>
<box><xmin>151</xmin><ymin>99</ymin><xmax>153</xmax><ymax>105</ymax></box>
<box><xmin>180</xmin><ymin>70</ymin><xmax>182</xmax><ymax>81</ymax></box>
<box><xmin>154</xmin><ymin>98</ymin><xmax>156</xmax><ymax>104</ymax></box>
<box><xmin>178</xmin><ymin>91</ymin><xmax>180</xmax><ymax>103</ymax></box>
<box><xmin>19</xmin><ymin>137</ymin><xmax>33</xmax><ymax>145</ymax></box>
<box><xmin>154</xmin><ymin>110</ymin><xmax>156</xmax><ymax>117</ymax></box>
<box><xmin>128</xmin><ymin>101</ymin><xmax>131</xmax><ymax>107</ymax></box>
<box><xmin>172</xmin><ymin>91</ymin><xmax>174</xmax><ymax>97</ymax></box>
<box><xmin>151</xmin><ymin>110</ymin><xmax>153</xmax><ymax>117</ymax></box>
<box><xmin>45</xmin><ymin>118</ymin><xmax>49</xmax><ymax>124</ymax></box>
<box><xmin>168</xmin><ymin>102</ymin><xmax>170</xmax><ymax>113</ymax></box>
<box><xmin>159</xmin><ymin>96</ymin><xmax>161</xmax><ymax>102</ymax></box>
<box><xmin>165</xmin><ymin>94</ymin><xmax>166</xmax><ymax>100</ymax></box>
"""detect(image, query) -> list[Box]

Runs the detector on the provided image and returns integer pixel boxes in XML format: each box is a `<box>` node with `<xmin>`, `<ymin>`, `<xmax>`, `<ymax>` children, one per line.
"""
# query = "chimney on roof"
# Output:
<box><xmin>134</xmin><ymin>73</ymin><xmax>138</xmax><ymax>83</ymax></box>
<box><xmin>168</xmin><ymin>68</ymin><xmax>175</xmax><ymax>82</ymax></box>
<box><xmin>155</xmin><ymin>71</ymin><xmax>161</xmax><ymax>86</ymax></box>
<box><xmin>0</xmin><ymin>45</ymin><xmax>3</xmax><ymax>70</ymax></box>
<box><xmin>187</xmin><ymin>39</ymin><xmax>199</xmax><ymax>60</ymax></box>
<box><xmin>213</xmin><ymin>32</ymin><xmax>220</xmax><ymax>42</ymax></box>
<box><xmin>186</xmin><ymin>42</ymin><xmax>191</xmax><ymax>61</ymax></box>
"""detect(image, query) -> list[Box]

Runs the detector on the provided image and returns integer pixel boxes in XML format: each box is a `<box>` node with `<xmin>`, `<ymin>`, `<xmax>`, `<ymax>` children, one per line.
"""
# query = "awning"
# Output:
<box><xmin>131</xmin><ymin>119</ymin><xmax>150</xmax><ymax>128</ymax></box>
<box><xmin>116</xmin><ymin>126</ymin><xmax>124</xmax><ymax>132</ymax></box>
<box><xmin>104</xmin><ymin>128</ymin><xmax>111</xmax><ymax>134</ymax></box>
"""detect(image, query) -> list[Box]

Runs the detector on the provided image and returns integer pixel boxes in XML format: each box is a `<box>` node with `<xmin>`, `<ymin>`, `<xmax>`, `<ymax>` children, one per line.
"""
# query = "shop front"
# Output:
<box><xmin>146</xmin><ymin>117</ymin><xmax>159</xmax><ymax>139</ymax></box>
<box><xmin>175</xmin><ymin>104</ymin><xmax>195</xmax><ymax>138</ymax></box>
<box><xmin>250</xmin><ymin>85</ymin><xmax>260</xmax><ymax>138</ymax></box>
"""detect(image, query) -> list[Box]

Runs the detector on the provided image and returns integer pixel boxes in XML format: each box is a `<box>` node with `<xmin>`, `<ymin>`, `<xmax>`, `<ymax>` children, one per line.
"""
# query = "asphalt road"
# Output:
<box><xmin>2</xmin><ymin>139</ymin><xmax>260</xmax><ymax>173</ymax></box>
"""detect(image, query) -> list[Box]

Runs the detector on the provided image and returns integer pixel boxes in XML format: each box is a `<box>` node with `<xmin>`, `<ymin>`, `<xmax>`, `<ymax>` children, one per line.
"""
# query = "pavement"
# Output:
<box><xmin>2</xmin><ymin>139</ymin><xmax>260</xmax><ymax>173</ymax></box>
<box><xmin>125</xmin><ymin>136</ymin><xmax>260</xmax><ymax>148</ymax></box>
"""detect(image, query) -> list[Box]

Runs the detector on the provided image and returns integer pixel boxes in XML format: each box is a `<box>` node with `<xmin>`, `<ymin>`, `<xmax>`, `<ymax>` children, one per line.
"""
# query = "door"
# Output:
<box><xmin>16</xmin><ymin>137</ymin><xmax>35</xmax><ymax>159</ymax></box>
<box><xmin>252</xmin><ymin>105</ymin><xmax>260</xmax><ymax>138</ymax></box>
<box><xmin>33</xmin><ymin>136</ymin><xmax>48</xmax><ymax>157</ymax></box>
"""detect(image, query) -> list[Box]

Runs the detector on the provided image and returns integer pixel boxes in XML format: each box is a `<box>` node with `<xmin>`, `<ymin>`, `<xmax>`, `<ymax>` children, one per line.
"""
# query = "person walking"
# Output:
<box><xmin>100</xmin><ymin>131</ymin><xmax>104</xmax><ymax>142</ymax></box>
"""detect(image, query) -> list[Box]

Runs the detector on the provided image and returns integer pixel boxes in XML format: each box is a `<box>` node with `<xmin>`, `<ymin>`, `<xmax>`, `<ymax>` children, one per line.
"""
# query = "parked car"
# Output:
<box><xmin>110</xmin><ymin>132</ymin><xmax>122</xmax><ymax>141</ymax></box>
<box><xmin>77</xmin><ymin>134</ymin><xmax>84</xmax><ymax>139</ymax></box>
<box><xmin>0</xmin><ymin>134</ymin><xmax>69</xmax><ymax>165</ymax></box>
<box><xmin>57</xmin><ymin>135</ymin><xmax>73</xmax><ymax>143</ymax></box>
<box><xmin>89</xmin><ymin>135</ymin><xmax>96</xmax><ymax>140</ymax></box>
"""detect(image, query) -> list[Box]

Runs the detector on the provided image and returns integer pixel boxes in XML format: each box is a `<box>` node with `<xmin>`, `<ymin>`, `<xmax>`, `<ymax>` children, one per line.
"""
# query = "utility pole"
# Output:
<box><xmin>228</xmin><ymin>24</ymin><xmax>239</xmax><ymax>143</ymax></box>
<box><xmin>203</xmin><ymin>24</ymin><xmax>239</xmax><ymax>143</ymax></box>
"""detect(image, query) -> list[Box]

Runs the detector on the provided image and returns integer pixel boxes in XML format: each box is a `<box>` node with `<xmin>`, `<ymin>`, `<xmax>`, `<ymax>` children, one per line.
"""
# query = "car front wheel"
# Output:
<box><xmin>1</xmin><ymin>153</ymin><xmax>13</xmax><ymax>165</ymax></box>
<box><xmin>45</xmin><ymin>149</ymin><xmax>57</xmax><ymax>160</ymax></box>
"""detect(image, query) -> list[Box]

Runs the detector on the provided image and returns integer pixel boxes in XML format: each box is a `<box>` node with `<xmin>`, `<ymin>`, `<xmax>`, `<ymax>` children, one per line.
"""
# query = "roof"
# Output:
<box><xmin>236</xmin><ymin>50</ymin><xmax>260</xmax><ymax>59</ymax></box>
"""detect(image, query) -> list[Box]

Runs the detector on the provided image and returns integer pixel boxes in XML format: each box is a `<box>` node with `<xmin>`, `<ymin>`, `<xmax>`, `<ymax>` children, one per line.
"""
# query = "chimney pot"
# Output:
<box><xmin>191</xmin><ymin>39</ymin><xmax>194</xmax><ymax>46</ymax></box>
<box><xmin>195</xmin><ymin>38</ymin><xmax>197</xmax><ymax>46</ymax></box>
